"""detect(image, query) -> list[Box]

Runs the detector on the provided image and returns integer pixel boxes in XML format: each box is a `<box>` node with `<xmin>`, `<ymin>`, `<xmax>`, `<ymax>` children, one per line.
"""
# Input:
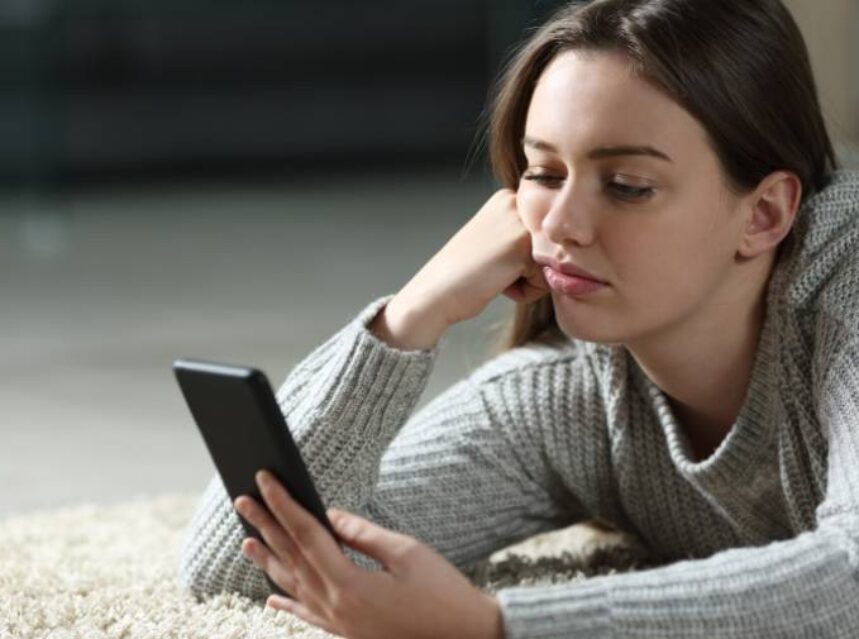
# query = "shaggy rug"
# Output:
<box><xmin>0</xmin><ymin>494</ymin><xmax>657</xmax><ymax>639</ymax></box>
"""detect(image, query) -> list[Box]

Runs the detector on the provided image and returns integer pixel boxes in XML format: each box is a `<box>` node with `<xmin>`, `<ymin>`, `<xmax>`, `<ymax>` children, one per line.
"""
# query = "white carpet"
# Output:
<box><xmin>0</xmin><ymin>494</ymin><xmax>655</xmax><ymax>638</ymax></box>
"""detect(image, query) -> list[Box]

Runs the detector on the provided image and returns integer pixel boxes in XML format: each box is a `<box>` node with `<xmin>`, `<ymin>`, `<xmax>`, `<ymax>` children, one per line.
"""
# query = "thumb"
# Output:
<box><xmin>327</xmin><ymin>508</ymin><xmax>412</xmax><ymax>569</ymax></box>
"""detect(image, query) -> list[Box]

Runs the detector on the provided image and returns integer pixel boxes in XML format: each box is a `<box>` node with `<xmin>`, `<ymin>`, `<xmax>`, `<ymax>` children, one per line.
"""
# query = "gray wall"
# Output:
<box><xmin>784</xmin><ymin>0</ymin><xmax>859</xmax><ymax>153</ymax></box>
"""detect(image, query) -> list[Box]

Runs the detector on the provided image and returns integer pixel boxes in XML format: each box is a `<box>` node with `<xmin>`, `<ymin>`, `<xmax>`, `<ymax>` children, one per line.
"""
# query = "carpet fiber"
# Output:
<box><xmin>0</xmin><ymin>494</ymin><xmax>656</xmax><ymax>638</ymax></box>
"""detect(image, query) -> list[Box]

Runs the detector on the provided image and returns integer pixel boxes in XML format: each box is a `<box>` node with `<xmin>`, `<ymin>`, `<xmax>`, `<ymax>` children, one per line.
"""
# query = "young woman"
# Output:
<box><xmin>179</xmin><ymin>1</ymin><xmax>859</xmax><ymax>637</ymax></box>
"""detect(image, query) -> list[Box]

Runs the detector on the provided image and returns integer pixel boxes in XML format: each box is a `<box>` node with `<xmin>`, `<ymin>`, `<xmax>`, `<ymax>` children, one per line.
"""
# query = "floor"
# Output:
<box><xmin>0</xmin><ymin>167</ymin><xmax>515</xmax><ymax>516</ymax></box>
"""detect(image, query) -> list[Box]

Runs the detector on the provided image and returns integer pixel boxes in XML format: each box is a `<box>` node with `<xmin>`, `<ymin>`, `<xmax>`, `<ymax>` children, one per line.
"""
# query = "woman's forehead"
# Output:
<box><xmin>527</xmin><ymin>50</ymin><xmax>709</xmax><ymax>162</ymax></box>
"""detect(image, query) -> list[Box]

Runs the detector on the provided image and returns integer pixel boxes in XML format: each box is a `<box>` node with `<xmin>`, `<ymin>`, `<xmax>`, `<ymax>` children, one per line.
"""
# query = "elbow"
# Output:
<box><xmin>176</xmin><ymin>527</ymin><xmax>223</xmax><ymax>600</ymax></box>
<box><xmin>176</xmin><ymin>523</ymin><xmax>273</xmax><ymax>602</ymax></box>
<box><xmin>177</xmin><ymin>474</ymin><xmax>274</xmax><ymax>601</ymax></box>
<box><xmin>176</xmin><ymin>566</ymin><xmax>209</xmax><ymax>601</ymax></box>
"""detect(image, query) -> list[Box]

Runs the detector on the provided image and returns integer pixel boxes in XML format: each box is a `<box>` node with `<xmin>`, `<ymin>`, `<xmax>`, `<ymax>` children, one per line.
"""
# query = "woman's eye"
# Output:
<box><xmin>521</xmin><ymin>173</ymin><xmax>563</xmax><ymax>187</ymax></box>
<box><xmin>521</xmin><ymin>172</ymin><xmax>656</xmax><ymax>201</ymax></box>
<box><xmin>608</xmin><ymin>181</ymin><xmax>655</xmax><ymax>201</ymax></box>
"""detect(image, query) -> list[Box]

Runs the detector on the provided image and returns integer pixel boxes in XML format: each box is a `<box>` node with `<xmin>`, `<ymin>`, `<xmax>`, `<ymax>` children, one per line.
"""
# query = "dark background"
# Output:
<box><xmin>2</xmin><ymin>0</ymin><xmax>571</xmax><ymax>190</ymax></box>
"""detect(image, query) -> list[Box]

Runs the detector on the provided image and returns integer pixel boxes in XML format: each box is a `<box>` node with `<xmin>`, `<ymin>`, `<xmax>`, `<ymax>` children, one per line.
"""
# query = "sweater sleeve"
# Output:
<box><xmin>495</xmin><ymin>336</ymin><xmax>859</xmax><ymax>639</ymax></box>
<box><xmin>177</xmin><ymin>294</ymin><xmax>582</xmax><ymax>600</ymax></box>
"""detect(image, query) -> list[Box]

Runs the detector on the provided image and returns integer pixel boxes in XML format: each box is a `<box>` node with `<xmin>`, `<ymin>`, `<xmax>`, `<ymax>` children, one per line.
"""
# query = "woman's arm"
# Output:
<box><xmin>177</xmin><ymin>293</ymin><xmax>590</xmax><ymax>599</ymax></box>
<box><xmin>177</xmin><ymin>294</ymin><xmax>435</xmax><ymax>598</ymax></box>
<box><xmin>494</xmin><ymin>338</ymin><xmax>859</xmax><ymax>639</ymax></box>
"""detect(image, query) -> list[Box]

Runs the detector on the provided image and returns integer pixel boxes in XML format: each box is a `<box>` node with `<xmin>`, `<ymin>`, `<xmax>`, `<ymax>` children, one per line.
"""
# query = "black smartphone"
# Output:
<box><xmin>173</xmin><ymin>357</ymin><xmax>338</xmax><ymax>597</ymax></box>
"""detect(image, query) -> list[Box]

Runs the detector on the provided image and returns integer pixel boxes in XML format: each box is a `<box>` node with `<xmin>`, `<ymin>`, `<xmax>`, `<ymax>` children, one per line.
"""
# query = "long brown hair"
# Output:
<box><xmin>477</xmin><ymin>0</ymin><xmax>839</xmax><ymax>356</ymax></box>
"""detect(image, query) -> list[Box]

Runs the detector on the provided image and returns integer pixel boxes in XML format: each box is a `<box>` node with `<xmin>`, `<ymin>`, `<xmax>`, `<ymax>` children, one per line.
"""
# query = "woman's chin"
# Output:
<box><xmin>552</xmin><ymin>294</ymin><xmax>622</xmax><ymax>344</ymax></box>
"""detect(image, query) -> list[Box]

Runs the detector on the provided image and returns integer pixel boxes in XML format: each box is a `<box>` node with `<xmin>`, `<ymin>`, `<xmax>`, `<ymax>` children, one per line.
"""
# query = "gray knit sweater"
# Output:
<box><xmin>178</xmin><ymin>169</ymin><xmax>859</xmax><ymax>638</ymax></box>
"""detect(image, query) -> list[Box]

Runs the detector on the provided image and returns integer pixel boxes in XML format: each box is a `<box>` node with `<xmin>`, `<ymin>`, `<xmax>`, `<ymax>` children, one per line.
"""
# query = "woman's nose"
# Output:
<box><xmin>541</xmin><ymin>187</ymin><xmax>594</xmax><ymax>246</ymax></box>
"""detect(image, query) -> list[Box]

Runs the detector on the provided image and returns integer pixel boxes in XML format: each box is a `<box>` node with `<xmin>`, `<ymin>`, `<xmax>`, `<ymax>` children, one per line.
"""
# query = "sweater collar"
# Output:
<box><xmin>633</xmin><ymin>284</ymin><xmax>781</xmax><ymax>484</ymax></box>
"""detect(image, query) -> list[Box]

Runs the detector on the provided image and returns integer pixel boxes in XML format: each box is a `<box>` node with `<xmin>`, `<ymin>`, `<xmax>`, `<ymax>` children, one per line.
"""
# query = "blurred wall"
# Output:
<box><xmin>784</xmin><ymin>0</ymin><xmax>859</xmax><ymax>152</ymax></box>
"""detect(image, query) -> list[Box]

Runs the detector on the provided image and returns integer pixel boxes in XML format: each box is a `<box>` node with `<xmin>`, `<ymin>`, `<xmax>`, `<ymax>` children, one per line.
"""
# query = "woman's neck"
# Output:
<box><xmin>623</xmin><ymin>253</ymin><xmax>775</xmax><ymax>459</ymax></box>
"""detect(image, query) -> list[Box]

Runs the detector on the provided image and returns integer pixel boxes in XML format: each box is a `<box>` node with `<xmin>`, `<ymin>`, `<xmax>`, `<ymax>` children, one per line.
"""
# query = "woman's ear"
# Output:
<box><xmin>737</xmin><ymin>170</ymin><xmax>802</xmax><ymax>259</ymax></box>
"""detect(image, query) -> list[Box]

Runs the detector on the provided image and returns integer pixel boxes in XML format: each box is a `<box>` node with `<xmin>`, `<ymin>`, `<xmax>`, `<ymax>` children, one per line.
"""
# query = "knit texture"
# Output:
<box><xmin>178</xmin><ymin>169</ymin><xmax>859</xmax><ymax>637</ymax></box>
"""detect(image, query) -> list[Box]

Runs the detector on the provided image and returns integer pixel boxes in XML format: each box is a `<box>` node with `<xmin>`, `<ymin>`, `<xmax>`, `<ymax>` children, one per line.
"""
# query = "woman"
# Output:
<box><xmin>179</xmin><ymin>0</ymin><xmax>859</xmax><ymax>637</ymax></box>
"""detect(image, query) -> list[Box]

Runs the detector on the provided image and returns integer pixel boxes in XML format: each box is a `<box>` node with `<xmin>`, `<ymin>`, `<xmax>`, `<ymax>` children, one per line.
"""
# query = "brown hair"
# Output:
<box><xmin>477</xmin><ymin>0</ymin><xmax>839</xmax><ymax>356</ymax></box>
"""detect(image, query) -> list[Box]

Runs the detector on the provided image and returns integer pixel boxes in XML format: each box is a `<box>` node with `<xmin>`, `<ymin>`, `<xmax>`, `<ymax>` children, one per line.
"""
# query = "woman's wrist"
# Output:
<box><xmin>369</xmin><ymin>294</ymin><xmax>448</xmax><ymax>352</ymax></box>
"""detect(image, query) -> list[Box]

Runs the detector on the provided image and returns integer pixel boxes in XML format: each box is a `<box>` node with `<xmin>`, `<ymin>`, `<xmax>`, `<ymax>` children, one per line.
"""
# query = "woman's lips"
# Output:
<box><xmin>536</xmin><ymin>256</ymin><xmax>607</xmax><ymax>282</ymax></box>
<box><xmin>542</xmin><ymin>266</ymin><xmax>607</xmax><ymax>296</ymax></box>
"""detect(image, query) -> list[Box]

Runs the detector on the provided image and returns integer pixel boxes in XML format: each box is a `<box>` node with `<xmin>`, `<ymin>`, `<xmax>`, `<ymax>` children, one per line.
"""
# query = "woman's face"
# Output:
<box><xmin>518</xmin><ymin>49</ymin><xmax>750</xmax><ymax>345</ymax></box>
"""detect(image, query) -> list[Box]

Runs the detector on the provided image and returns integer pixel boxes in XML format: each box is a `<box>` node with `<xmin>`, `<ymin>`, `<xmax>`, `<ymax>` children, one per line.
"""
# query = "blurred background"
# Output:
<box><xmin>2</xmin><ymin>0</ymin><xmax>858</xmax><ymax>516</ymax></box>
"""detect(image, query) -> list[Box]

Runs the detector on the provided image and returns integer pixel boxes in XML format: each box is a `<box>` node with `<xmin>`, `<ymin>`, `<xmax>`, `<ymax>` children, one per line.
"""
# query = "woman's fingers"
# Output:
<box><xmin>234</xmin><ymin>495</ymin><xmax>297</xmax><ymax>566</ymax></box>
<box><xmin>234</xmin><ymin>496</ymin><xmax>326</xmax><ymax>595</ymax></box>
<box><xmin>242</xmin><ymin>537</ymin><xmax>296</xmax><ymax>593</ymax></box>
<box><xmin>243</xmin><ymin>533</ymin><xmax>331</xmax><ymax>614</ymax></box>
<box><xmin>524</xmin><ymin>262</ymin><xmax>550</xmax><ymax>290</ymax></box>
<box><xmin>519</xmin><ymin>278</ymin><xmax>551</xmax><ymax>305</ymax></box>
<box><xmin>266</xmin><ymin>594</ymin><xmax>339</xmax><ymax>636</ymax></box>
<box><xmin>234</xmin><ymin>492</ymin><xmax>337</xmax><ymax>610</ymax></box>
<box><xmin>254</xmin><ymin>471</ymin><xmax>350</xmax><ymax>586</ymax></box>
<box><xmin>502</xmin><ymin>275</ymin><xmax>550</xmax><ymax>304</ymax></box>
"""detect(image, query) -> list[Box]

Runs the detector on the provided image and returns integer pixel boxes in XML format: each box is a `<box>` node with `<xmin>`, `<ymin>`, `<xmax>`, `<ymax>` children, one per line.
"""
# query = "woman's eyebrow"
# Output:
<box><xmin>521</xmin><ymin>136</ymin><xmax>673</xmax><ymax>163</ymax></box>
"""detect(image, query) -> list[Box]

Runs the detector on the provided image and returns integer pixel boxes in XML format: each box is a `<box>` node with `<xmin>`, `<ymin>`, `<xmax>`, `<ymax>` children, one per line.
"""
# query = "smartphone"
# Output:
<box><xmin>173</xmin><ymin>357</ymin><xmax>338</xmax><ymax>597</ymax></box>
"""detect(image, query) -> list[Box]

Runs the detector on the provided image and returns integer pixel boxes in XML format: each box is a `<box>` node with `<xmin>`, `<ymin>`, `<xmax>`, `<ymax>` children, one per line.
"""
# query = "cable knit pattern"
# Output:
<box><xmin>178</xmin><ymin>169</ymin><xmax>859</xmax><ymax>637</ymax></box>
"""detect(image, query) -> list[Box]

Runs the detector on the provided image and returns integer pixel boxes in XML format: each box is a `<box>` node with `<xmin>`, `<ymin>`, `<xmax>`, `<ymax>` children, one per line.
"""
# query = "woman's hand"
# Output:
<box><xmin>233</xmin><ymin>470</ymin><xmax>504</xmax><ymax>639</ymax></box>
<box><xmin>389</xmin><ymin>188</ymin><xmax>551</xmax><ymax>332</ymax></box>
